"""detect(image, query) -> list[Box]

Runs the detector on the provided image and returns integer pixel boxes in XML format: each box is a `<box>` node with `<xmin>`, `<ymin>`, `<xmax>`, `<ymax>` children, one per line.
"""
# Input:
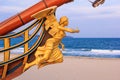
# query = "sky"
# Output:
<box><xmin>0</xmin><ymin>0</ymin><xmax>120</xmax><ymax>38</ymax></box>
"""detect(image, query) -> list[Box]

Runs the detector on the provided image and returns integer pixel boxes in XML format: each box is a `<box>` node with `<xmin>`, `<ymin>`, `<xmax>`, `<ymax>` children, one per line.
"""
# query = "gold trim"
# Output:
<box><xmin>23</xmin><ymin>7</ymin><xmax>79</xmax><ymax>71</ymax></box>
<box><xmin>23</xmin><ymin>30</ymin><xmax>29</xmax><ymax>65</ymax></box>
<box><xmin>2</xmin><ymin>38</ymin><xmax>10</xmax><ymax>78</ymax></box>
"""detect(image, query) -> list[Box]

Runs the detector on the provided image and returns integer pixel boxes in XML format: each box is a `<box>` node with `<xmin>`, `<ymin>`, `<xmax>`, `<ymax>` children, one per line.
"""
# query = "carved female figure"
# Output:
<box><xmin>23</xmin><ymin>16</ymin><xmax>79</xmax><ymax>71</ymax></box>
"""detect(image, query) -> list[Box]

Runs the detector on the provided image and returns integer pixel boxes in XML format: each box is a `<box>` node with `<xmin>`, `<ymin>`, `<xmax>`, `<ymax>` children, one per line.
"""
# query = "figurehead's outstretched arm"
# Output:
<box><xmin>58</xmin><ymin>26</ymin><xmax>79</xmax><ymax>33</ymax></box>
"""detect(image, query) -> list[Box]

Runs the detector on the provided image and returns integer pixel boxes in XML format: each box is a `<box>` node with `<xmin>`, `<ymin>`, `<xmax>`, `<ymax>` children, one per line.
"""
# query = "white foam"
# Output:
<box><xmin>11</xmin><ymin>48</ymin><xmax>24</xmax><ymax>54</ymax></box>
<box><xmin>91</xmin><ymin>49</ymin><xmax>120</xmax><ymax>54</ymax></box>
<box><xmin>1</xmin><ymin>47</ymin><xmax>120</xmax><ymax>58</ymax></box>
<box><xmin>0</xmin><ymin>47</ymin><xmax>24</xmax><ymax>54</ymax></box>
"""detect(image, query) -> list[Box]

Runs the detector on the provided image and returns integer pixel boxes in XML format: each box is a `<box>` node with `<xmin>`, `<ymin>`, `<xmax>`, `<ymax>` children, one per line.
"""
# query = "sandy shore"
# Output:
<box><xmin>0</xmin><ymin>53</ymin><xmax>20</xmax><ymax>62</ymax></box>
<box><xmin>14</xmin><ymin>56</ymin><xmax>120</xmax><ymax>80</ymax></box>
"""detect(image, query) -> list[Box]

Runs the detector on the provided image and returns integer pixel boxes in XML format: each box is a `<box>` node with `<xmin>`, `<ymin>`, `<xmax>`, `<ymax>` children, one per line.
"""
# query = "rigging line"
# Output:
<box><xmin>0</xmin><ymin>27</ymin><xmax>45</xmax><ymax>66</ymax></box>
<box><xmin>0</xmin><ymin>20</ymin><xmax>40</xmax><ymax>39</ymax></box>
<box><xmin>0</xmin><ymin>18</ymin><xmax>46</xmax><ymax>53</ymax></box>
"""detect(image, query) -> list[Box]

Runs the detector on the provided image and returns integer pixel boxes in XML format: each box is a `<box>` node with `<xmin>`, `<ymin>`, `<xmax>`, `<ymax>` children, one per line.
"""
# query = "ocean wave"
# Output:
<box><xmin>11</xmin><ymin>48</ymin><xmax>24</xmax><ymax>54</ymax></box>
<box><xmin>1</xmin><ymin>47</ymin><xmax>120</xmax><ymax>58</ymax></box>
<box><xmin>62</xmin><ymin>48</ymin><xmax>120</xmax><ymax>58</ymax></box>
<box><xmin>91</xmin><ymin>49</ymin><xmax>120</xmax><ymax>54</ymax></box>
<box><xmin>0</xmin><ymin>47</ymin><xmax>24</xmax><ymax>54</ymax></box>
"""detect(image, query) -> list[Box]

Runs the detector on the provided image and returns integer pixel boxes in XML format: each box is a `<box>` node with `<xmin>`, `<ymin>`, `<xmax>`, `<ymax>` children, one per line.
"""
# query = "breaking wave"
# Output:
<box><xmin>1</xmin><ymin>47</ymin><xmax>120</xmax><ymax>58</ymax></box>
<box><xmin>62</xmin><ymin>48</ymin><xmax>120</xmax><ymax>58</ymax></box>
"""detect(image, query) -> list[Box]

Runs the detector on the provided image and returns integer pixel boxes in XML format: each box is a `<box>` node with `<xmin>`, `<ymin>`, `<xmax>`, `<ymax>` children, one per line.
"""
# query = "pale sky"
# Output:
<box><xmin>0</xmin><ymin>0</ymin><xmax>120</xmax><ymax>38</ymax></box>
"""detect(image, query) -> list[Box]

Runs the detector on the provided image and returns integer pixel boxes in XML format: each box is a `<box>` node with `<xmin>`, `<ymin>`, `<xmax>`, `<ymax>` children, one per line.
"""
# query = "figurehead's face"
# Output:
<box><xmin>60</xmin><ymin>16</ymin><xmax>68</xmax><ymax>26</ymax></box>
<box><xmin>64</xmin><ymin>19</ymin><xmax>68</xmax><ymax>26</ymax></box>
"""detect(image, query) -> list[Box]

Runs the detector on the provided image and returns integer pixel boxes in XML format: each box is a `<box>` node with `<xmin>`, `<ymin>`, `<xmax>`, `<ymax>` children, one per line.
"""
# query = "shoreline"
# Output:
<box><xmin>64</xmin><ymin>56</ymin><xmax>120</xmax><ymax>59</ymax></box>
<box><xmin>14</xmin><ymin>56</ymin><xmax>120</xmax><ymax>80</ymax></box>
<box><xmin>0</xmin><ymin>53</ymin><xmax>120</xmax><ymax>62</ymax></box>
<box><xmin>0</xmin><ymin>53</ymin><xmax>21</xmax><ymax>62</ymax></box>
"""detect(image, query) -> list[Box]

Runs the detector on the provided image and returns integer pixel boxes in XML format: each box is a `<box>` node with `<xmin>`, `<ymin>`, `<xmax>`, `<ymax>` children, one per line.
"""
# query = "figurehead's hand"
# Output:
<box><xmin>75</xmin><ymin>27</ymin><xmax>80</xmax><ymax>33</ymax></box>
<box><xmin>72</xmin><ymin>27</ymin><xmax>80</xmax><ymax>33</ymax></box>
<box><xmin>70</xmin><ymin>29</ymin><xmax>80</xmax><ymax>33</ymax></box>
<box><xmin>75</xmin><ymin>29</ymin><xmax>80</xmax><ymax>33</ymax></box>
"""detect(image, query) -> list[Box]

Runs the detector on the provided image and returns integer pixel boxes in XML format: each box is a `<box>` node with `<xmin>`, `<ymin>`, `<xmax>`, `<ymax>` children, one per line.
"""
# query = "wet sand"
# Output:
<box><xmin>14</xmin><ymin>56</ymin><xmax>120</xmax><ymax>80</ymax></box>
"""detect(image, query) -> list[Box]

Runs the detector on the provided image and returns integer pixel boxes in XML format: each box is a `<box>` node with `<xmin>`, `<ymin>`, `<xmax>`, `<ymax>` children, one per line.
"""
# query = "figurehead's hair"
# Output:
<box><xmin>59</xmin><ymin>16</ymin><xmax>68</xmax><ymax>25</ymax></box>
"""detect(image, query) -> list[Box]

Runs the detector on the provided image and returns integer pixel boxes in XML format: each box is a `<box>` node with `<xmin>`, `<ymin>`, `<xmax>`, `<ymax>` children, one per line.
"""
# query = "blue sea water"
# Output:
<box><xmin>62</xmin><ymin>38</ymin><xmax>120</xmax><ymax>58</ymax></box>
<box><xmin>0</xmin><ymin>37</ymin><xmax>120</xmax><ymax>58</ymax></box>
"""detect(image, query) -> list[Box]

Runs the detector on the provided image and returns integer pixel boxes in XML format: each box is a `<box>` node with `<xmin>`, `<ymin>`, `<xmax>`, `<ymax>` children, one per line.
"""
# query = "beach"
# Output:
<box><xmin>0</xmin><ymin>53</ymin><xmax>20</xmax><ymax>62</ymax></box>
<box><xmin>14</xmin><ymin>56</ymin><xmax>120</xmax><ymax>80</ymax></box>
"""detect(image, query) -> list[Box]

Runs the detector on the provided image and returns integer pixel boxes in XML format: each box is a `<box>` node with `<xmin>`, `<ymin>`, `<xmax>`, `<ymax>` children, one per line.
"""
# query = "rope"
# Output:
<box><xmin>0</xmin><ymin>20</ymin><xmax>40</xmax><ymax>39</ymax></box>
<box><xmin>0</xmin><ymin>18</ymin><xmax>46</xmax><ymax>53</ymax></box>
<box><xmin>0</xmin><ymin>18</ymin><xmax>46</xmax><ymax>66</ymax></box>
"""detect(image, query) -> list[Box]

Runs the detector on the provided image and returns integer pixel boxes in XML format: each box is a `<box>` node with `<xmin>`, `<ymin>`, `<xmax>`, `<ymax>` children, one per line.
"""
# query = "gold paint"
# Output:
<box><xmin>23</xmin><ymin>30</ymin><xmax>29</xmax><ymax>65</ymax></box>
<box><xmin>23</xmin><ymin>6</ymin><xmax>79</xmax><ymax>71</ymax></box>
<box><xmin>2</xmin><ymin>38</ymin><xmax>10</xmax><ymax>79</ymax></box>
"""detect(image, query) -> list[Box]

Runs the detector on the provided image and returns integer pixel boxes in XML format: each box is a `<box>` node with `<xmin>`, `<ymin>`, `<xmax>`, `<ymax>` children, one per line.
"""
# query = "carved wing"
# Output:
<box><xmin>31</xmin><ymin>6</ymin><xmax>57</xmax><ymax>20</ymax></box>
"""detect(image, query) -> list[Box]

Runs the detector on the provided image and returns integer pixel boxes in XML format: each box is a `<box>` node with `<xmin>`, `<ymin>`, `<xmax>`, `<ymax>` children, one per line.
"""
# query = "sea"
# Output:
<box><xmin>0</xmin><ymin>37</ymin><xmax>120</xmax><ymax>58</ymax></box>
